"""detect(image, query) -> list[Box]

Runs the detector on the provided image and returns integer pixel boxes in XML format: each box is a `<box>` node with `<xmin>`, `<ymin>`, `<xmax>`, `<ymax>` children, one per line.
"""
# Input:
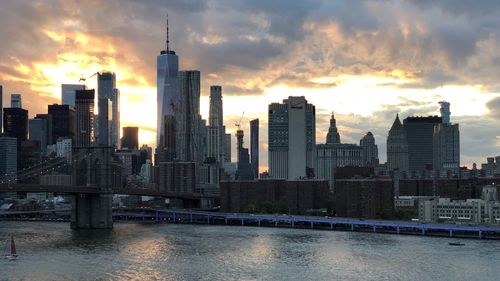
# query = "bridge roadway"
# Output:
<box><xmin>113</xmin><ymin>209</ymin><xmax>500</xmax><ymax>239</ymax></box>
<box><xmin>0</xmin><ymin>184</ymin><xmax>205</xmax><ymax>200</ymax></box>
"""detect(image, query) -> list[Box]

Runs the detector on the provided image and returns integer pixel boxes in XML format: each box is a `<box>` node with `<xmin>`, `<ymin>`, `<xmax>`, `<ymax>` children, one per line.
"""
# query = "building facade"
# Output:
<box><xmin>61</xmin><ymin>84</ymin><xmax>85</xmax><ymax>107</ymax></box>
<box><xmin>224</xmin><ymin>133</ymin><xmax>231</xmax><ymax>163</ymax></box>
<box><xmin>121</xmin><ymin>127</ymin><xmax>139</xmax><ymax>150</ymax></box>
<box><xmin>220</xmin><ymin>179</ymin><xmax>329</xmax><ymax>215</ymax></box>
<box><xmin>315</xmin><ymin>144</ymin><xmax>363</xmax><ymax>191</ymax></box>
<box><xmin>178</xmin><ymin>70</ymin><xmax>200</xmax><ymax>162</ymax></box>
<box><xmin>0</xmin><ymin>85</ymin><xmax>3</xmax><ymax>133</ymax></box>
<box><xmin>387</xmin><ymin>114</ymin><xmax>409</xmax><ymax>172</ymax></box>
<box><xmin>404</xmin><ymin>116</ymin><xmax>442</xmax><ymax>172</ymax></box>
<box><xmin>0</xmin><ymin>136</ymin><xmax>17</xmax><ymax>182</ymax></box>
<box><xmin>250</xmin><ymin>118</ymin><xmax>259</xmax><ymax>179</ymax></box>
<box><xmin>360</xmin><ymin>131</ymin><xmax>379</xmax><ymax>166</ymax></box>
<box><xmin>3</xmin><ymin>107</ymin><xmax>28</xmax><ymax>147</ymax></box>
<box><xmin>158</xmin><ymin>161</ymin><xmax>196</xmax><ymax>193</ymax></box>
<box><xmin>10</xmin><ymin>94</ymin><xmax>22</xmax><ymax>108</ymax></box>
<box><xmin>75</xmin><ymin>89</ymin><xmax>95</xmax><ymax>146</ymax></box>
<box><xmin>97</xmin><ymin>72</ymin><xmax>117</xmax><ymax>146</ymax></box>
<box><xmin>157</xmin><ymin>47</ymin><xmax>179</xmax><ymax>151</ymax></box>
<box><xmin>433</xmin><ymin>101</ymin><xmax>460</xmax><ymax>176</ymax></box>
<box><xmin>207</xmin><ymin>86</ymin><xmax>225</xmax><ymax>165</ymax></box>
<box><xmin>419</xmin><ymin>186</ymin><xmax>500</xmax><ymax>224</ymax></box>
<box><xmin>335</xmin><ymin>179</ymin><xmax>394</xmax><ymax>219</ymax></box>
<box><xmin>268</xmin><ymin>96</ymin><xmax>315</xmax><ymax>179</ymax></box>
<box><xmin>48</xmin><ymin>104</ymin><xmax>75</xmax><ymax>144</ymax></box>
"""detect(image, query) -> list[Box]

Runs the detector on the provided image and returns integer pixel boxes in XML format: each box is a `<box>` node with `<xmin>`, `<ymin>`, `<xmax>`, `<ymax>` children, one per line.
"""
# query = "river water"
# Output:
<box><xmin>1</xmin><ymin>221</ymin><xmax>499</xmax><ymax>281</ymax></box>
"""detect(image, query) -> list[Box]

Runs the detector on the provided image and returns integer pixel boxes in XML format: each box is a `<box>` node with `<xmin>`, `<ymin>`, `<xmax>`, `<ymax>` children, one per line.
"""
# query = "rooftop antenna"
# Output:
<box><xmin>166</xmin><ymin>13</ymin><xmax>170</xmax><ymax>52</ymax></box>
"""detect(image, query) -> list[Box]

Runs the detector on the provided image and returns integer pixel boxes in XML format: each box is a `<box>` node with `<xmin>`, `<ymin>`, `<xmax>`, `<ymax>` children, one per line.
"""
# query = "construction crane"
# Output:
<box><xmin>235</xmin><ymin>111</ymin><xmax>245</xmax><ymax>130</ymax></box>
<box><xmin>79</xmin><ymin>71</ymin><xmax>100</xmax><ymax>83</ymax></box>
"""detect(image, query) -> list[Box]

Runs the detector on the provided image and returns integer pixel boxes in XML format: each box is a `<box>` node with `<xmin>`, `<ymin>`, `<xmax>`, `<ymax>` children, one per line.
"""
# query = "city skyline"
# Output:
<box><xmin>0</xmin><ymin>1</ymin><xmax>499</xmax><ymax>170</ymax></box>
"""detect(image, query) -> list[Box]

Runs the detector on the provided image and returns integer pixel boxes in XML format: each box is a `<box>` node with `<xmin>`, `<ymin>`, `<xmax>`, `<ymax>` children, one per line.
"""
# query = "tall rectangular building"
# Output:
<box><xmin>121</xmin><ymin>126</ymin><xmax>139</xmax><ymax>150</ymax></box>
<box><xmin>0</xmin><ymin>136</ymin><xmax>17</xmax><ymax>182</ymax></box>
<box><xmin>224</xmin><ymin>132</ymin><xmax>231</xmax><ymax>163</ymax></box>
<box><xmin>250</xmin><ymin>118</ymin><xmax>259</xmax><ymax>179</ymax></box>
<box><xmin>75</xmin><ymin>89</ymin><xmax>95</xmax><ymax>146</ymax></box>
<box><xmin>29</xmin><ymin>118</ymin><xmax>48</xmax><ymax>154</ymax></box>
<box><xmin>61</xmin><ymin>84</ymin><xmax>85</xmax><ymax>107</ymax></box>
<box><xmin>48</xmin><ymin>104</ymin><xmax>75</xmax><ymax>144</ymax></box>
<box><xmin>268</xmin><ymin>96</ymin><xmax>315</xmax><ymax>179</ymax></box>
<box><xmin>157</xmin><ymin>49</ymin><xmax>179</xmax><ymax>151</ymax></box>
<box><xmin>3</xmin><ymin>107</ymin><xmax>28</xmax><ymax>147</ymax></box>
<box><xmin>33</xmin><ymin>114</ymin><xmax>53</xmax><ymax>150</ymax></box>
<box><xmin>111</xmin><ymin>88</ymin><xmax>120</xmax><ymax>148</ymax></box>
<box><xmin>10</xmin><ymin>94</ymin><xmax>22</xmax><ymax>108</ymax></box>
<box><xmin>0</xmin><ymin>85</ymin><xmax>3</xmax><ymax>133</ymax></box>
<box><xmin>178</xmin><ymin>70</ymin><xmax>200</xmax><ymax>162</ymax></box>
<box><xmin>97</xmin><ymin>72</ymin><xmax>117</xmax><ymax>146</ymax></box>
<box><xmin>433</xmin><ymin>101</ymin><xmax>460</xmax><ymax>175</ymax></box>
<box><xmin>207</xmin><ymin>86</ymin><xmax>225</xmax><ymax>164</ymax></box>
<box><xmin>404</xmin><ymin>116</ymin><xmax>442</xmax><ymax>172</ymax></box>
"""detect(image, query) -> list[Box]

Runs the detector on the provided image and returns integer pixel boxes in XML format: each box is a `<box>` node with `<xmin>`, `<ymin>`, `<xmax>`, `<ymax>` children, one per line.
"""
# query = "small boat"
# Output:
<box><xmin>449</xmin><ymin>242</ymin><xmax>465</xmax><ymax>246</ymax></box>
<box><xmin>4</xmin><ymin>234</ymin><xmax>18</xmax><ymax>260</ymax></box>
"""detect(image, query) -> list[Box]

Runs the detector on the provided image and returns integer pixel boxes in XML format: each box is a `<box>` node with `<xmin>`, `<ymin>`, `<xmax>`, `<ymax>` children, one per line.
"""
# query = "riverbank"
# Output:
<box><xmin>3</xmin><ymin>209</ymin><xmax>500</xmax><ymax>240</ymax></box>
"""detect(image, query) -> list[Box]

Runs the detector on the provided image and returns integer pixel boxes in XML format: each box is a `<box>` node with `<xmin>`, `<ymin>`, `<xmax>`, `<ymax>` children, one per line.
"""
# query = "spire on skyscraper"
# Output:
<box><xmin>166</xmin><ymin>13</ymin><xmax>170</xmax><ymax>53</ymax></box>
<box><xmin>390</xmin><ymin>113</ymin><xmax>403</xmax><ymax>130</ymax></box>
<box><xmin>326</xmin><ymin>112</ymin><xmax>341</xmax><ymax>144</ymax></box>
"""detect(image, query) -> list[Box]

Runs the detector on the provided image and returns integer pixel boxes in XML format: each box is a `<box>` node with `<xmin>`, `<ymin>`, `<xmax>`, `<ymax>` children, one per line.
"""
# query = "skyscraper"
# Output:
<box><xmin>433</xmin><ymin>101</ymin><xmax>460</xmax><ymax>175</ymax></box>
<box><xmin>33</xmin><ymin>114</ymin><xmax>53</xmax><ymax>149</ymax></box>
<box><xmin>316</xmin><ymin>114</ymin><xmax>363</xmax><ymax>191</ymax></box>
<box><xmin>207</xmin><ymin>85</ymin><xmax>225</xmax><ymax>164</ymax></box>
<box><xmin>250</xmin><ymin>118</ymin><xmax>259</xmax><ymax>179</ymax></box>
<box><xmin>61</xmin><ymin>84</ymin><xmax>85</xmax><ymax>106</ymax></box>
<box><xmin>0</xmin><ymin>136</ymin><xmax>17</xmax><ymax>182</ymax></box>
<box><xmin>326</xmin><ymin>113</ymin><xmax>341</xmax><ymax>144</ymax></box>
<box><xmin>179</xmin><ymin>70</ymin><xmax>200</xmax><ymax>161</ymax></box>
<box><xmin>75</xmin><ymin>89</ymin><xmax>95</xmax><ymax>146</ymax></box>
<box><xmin>404</xmin><ymin>115</ymin><xmax>442</xmax><ymax>172</ymax></box>
<box><xmin>235</xmin><ymin>128</ymin><xmax>253</xmax><ymax>180</ymax></box>
<box><xmin>387</xmin><ymin>114</ymin><xmax>409</xmax><ymax>172</ymax></box>
<box><xmin>268</xmin><ymin>96</ymin><xmax>315</xmax><ymax>179</ymax></box>
<box><xmin>111</xmin><ymin>88</ymin><xmax>120</xmax><ymax>148</ymax></box>
<box><xmin>10</xmin><ymin>94</ymin><xmax>22</xmax><ymax>108</ymax></box>
<box><xmin>224</xmin><ymin>132</ymin><xmax>231</xmax><ymax>163</ymax></box>
<box><xmin>157</xmin><ymin>17</ymin><xmax>180</xmax><ymax>151</ymax></box>
<box><xmin>97</xmin><ymin>72</ymin><xmax>117</xmax><ymax>146</ymax></box>
<box><xmin>29</xmin><ymin>117</ymin><xmax>49</xmax><ymax>154</ymax></box>
<box><xmin>0</xmin><ymin>85</ymin><xmax>3</xmax><ymax>133</ymax></box>
<box><xmin>121</xmin><ymin>127</ymin><xmax>139</xmax><ymax>150</ymax></box>
<box><xmin>48</xmin><ymin>104</ymin><xmax>75</xmax><ymax>144</ymax></box>
<box><xmin>3</xmin><ymin>107</ymin><xmax>28</xmax><ymax>147</ymax></box>
<box><xmin>360</xmin><ymin>132</ymin><xmax>379</xmax><ymax>166</ymax></box>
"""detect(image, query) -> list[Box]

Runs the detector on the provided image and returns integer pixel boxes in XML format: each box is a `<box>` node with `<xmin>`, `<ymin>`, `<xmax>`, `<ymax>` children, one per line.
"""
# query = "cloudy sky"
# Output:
<box><xmin>1</xmin><ymin>0</ymin><xmax>499</xmax><ymax>170</ymax></box>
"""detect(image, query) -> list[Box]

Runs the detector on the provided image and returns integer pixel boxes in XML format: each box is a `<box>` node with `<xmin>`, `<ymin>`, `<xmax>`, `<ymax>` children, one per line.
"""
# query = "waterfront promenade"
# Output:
<box><xmin>3</xmin><ymin>208</ymin><xmax>500</xmax><ymax>239</ymax></box>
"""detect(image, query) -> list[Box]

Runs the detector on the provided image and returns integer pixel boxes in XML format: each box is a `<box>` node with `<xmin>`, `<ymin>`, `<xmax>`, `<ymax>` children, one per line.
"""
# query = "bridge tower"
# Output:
<box><xmin>71</xmin><ymin>146</ymin><xmax>114</xmax><ymax>229</ymax></box>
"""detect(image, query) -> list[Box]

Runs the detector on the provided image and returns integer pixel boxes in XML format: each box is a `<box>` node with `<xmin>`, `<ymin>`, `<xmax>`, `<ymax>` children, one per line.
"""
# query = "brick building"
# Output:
<box><xmin>335</xmin><ymin>179</ymin><xmax>394</xmax><ymax>219</ymax></box>
<box><xmin>220</xmin><ymin>179</ymin><xmax>329</xmax><ymax>215</ymax></box>
<box><xmin>399</xmin><ymin>178</ymin><xmax>500</xmax><ymax>199</ymax></box>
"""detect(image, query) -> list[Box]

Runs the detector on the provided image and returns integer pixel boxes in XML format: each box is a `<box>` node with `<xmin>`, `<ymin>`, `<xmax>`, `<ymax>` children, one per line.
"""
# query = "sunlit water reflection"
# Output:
<box><xmin>1</xmin><ymin>221</ymin><xmax>499</xmax><ymax>281</ymax></box>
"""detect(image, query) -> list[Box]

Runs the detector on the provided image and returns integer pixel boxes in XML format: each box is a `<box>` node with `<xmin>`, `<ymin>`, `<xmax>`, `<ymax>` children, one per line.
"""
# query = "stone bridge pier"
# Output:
<box><xmin>70</xmin><ymin>147</ymin><xmax>114</xmax><ymax>229</ymax></box>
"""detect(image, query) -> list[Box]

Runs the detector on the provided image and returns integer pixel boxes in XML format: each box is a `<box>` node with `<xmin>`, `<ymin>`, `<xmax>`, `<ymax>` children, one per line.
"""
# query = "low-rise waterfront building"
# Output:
<box><xmin>419</xmin><ymin>185</ymin><xmax>500</xmax><ymax>224</ymax></box>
